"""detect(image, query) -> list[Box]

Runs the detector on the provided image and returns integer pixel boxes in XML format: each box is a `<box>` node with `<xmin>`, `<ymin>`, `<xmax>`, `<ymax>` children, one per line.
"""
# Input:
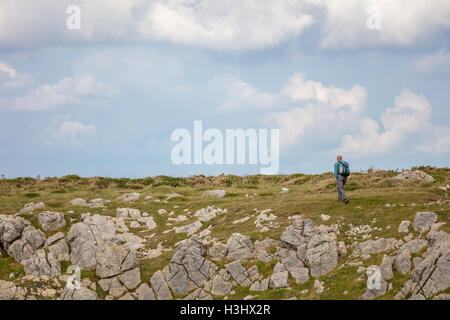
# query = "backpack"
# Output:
<box><xmin>338</xmin><ymin>160</ymin><xmax>350</xmax><ymax>177</ymax></box>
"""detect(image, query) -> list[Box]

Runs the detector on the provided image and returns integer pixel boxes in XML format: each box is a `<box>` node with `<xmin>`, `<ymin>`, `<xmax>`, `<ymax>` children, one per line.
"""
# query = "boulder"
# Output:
<box><xmin>135</xmin><ymin>283</ymin><xmax>156</xmax><ymax>300</ymax></box>
<box><xmin>399</xmin><ymin>239</ymin><xmax>428</xmax><ymax>254</ymax></box>
<box><xmin>166</xmin><ymin>193</ymin><xmax>184</xmax><ymax>200</ymax></box>
<box><xmin>0</xmin><ymin>215</ymin><xmax>30</xmax><ymax>249</ymax></box>
<box><xmin>359</xmin><ymin>238</ymin><xmax>401</xmax><ymax>256</ymax></box>
<box><xmin>413</xmin><ymin>212</ymin><xmax>438</xmax><ymax>233</ymax></box>
<box><xmin>226</xmin><ymin>233</ymin><xmax>255</xmax><ymax>260</ymax></box>
<box><xmin>150</xmin><ymin>270</ymin><xmax>172</xmax><ymax>300</ymax></box>
<box><xmin>394</xmin><ymin>250</ymin><xmax>411</xmax><ymax>274</ymax></box>
<box><xmin>174</xmin><ymin>221</ymin><xmax>202</xmax><ymax>236</ymax></box>
<box><xmin>69</xmin><ymin>198</ymin><xmax>105</xmax><ymax>208</ymax></box>
<box><xmin>194</xmin><ymin>206</ymin><xmax>226</xmax><ymax>222</ymax></box>
<box><xmin>269</xmin><ymin>271</ymin><xmax>288</xmax><ymax>289</ymax></box>
<box><xmin>19</xmin><ymin>202</ymin><xmax>45</xmax><ymax>214</ymax></box>
<box><xmin>211</xmin><ymin>274</ymin><xmax>233</xmax><ymax>296</ymax></box>
<box><xmin>398</xmin><ymin>221</ymin><xmax>411</xmax><ymax>233</ymax></box>
<box><xmin>208</xmin><ymin>241</ymin><xmax>228</xmax><ymax>260</ymax></box>
<box><xmin>380</xmin><ymin>255</ymin><xmax>395</xmax><ymax>280</ymax></box>
<box><xmin>116</xmin><ymin>208</ymin><xmax>141</xmax><ymax>220</ymax></box>
<box><xmin>7</xmin><ymin>226</ymin><xmax>46</xmax><ymax>262</ymax></box>
<box><xmin>202</xmin><ymin>190</ymin><xmax>226</xmax><ymax>198</ymax></box>
<box><xmin>60</xmin><ymin>287</ymin><xmax>98</xmax><ymax>300</ymax></box>
<box><xmin>280</xmin><ymin>219</ymin><xmax>338</xmax><ymax>277</ymax></box>
<box><xmin>409</xmin><ymin>232</ymin><xmax>450</xmax><ymax>298</ymax></box>
<box><xmin>66</xmin><ymin>214</ymin><xmax>117</xmax><ymax>269</ymax></box>
<box><xmin>138</xmin><ymin>216</ymin><xmax>157</xmax><ymax>230</ymax></box>
<box><xmin>44</xmin><ymin>232</ymin><xmax>70</xmax><ymax>261</ymax></box>
<box><xmin>0</xmin><ymin>280</ymin><xmax>17</xmax><ymax>300</ymax></box>
<box><xmin>118</xmin><ymin>268</ymin><xmax>141</xmax><ymax>290</ymax></box>
<box><xmin>184</xmin><ymin>288</ymin><xmax>213</xmax><ymax>300</ymax></box>
<box><xmin>37</xmin><ymin>211</ymin><xmax>66</xmax><ymax>232</ymax></box>
<box><xmin>22</xmin><ymin>249</ymin><xmax>61</xmax><ymax>277</ymax></box>
<box><xmin>116</xmin><ymin>193</ymin><xmax>141</xmax><ymax>202</ymax></box>
<box><xmin>162</xmin><ymin>237</ymin><xmax>218</xmax><ymax>295</ymax></box>
<box><xmin>225</xmin><ymin>260</ymin><xmax>251</xmax><ymax>287</ymax></box>
<box><xmin>394</xmin><ymin>170</ymin><xmax>434</xmax><ymax>182</ymax></box>
<box><xmin>95</xmin><ymin>242</ymin><xmax>138</xmax><ymax>278</ymax></box>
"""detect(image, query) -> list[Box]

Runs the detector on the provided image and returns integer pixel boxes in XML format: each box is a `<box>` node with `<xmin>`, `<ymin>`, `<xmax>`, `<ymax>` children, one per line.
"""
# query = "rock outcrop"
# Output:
<box><xmin>281</xmin><ymin>218</ymin><xmax>338</xmax><ymax>277</ymax></box>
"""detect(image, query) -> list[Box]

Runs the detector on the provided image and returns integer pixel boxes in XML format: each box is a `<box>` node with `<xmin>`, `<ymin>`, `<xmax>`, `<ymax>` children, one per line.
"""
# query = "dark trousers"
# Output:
<box><xmin>337</xmin><ymin>175</ymin><xmax>348</xmax><ymax>201</ymax></box>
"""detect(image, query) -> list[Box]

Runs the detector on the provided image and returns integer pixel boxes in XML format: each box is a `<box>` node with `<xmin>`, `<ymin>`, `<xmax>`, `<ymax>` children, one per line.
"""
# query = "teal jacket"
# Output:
<box><xmin>334</xmin><ymin>161</ymin><xmax>341</xmax><ymax>178</ymax></box>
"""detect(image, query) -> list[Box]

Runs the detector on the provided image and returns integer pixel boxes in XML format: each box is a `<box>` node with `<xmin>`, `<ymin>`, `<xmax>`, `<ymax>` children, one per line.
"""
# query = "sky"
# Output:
<box><xmin>0</xmin><ymin>0</ymin><xmax>450</xmax><ymax>178</ymax></box>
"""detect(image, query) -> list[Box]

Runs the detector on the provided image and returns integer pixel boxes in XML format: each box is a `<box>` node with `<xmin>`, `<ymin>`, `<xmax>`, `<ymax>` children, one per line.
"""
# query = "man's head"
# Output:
<box><xmin>337</xmin><ymin>155</ymin><xmax>342</xmax><ymax>161</ymax></box>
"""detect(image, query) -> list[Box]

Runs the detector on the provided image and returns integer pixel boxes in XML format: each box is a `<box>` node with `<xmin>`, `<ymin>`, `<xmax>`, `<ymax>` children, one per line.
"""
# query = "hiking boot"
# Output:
<box><xmin>344</xmin><ymin>199</ymin><xmax>349</xmax><ymax>204</ymax></box>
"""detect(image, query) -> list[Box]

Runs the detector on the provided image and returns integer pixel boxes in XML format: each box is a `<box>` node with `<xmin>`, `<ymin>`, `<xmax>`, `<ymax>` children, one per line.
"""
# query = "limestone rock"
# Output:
<box><xmin>211</xmin><ymin>274</ymin><xmax>233</xmax><ymax>296</ymax></box>
<box><xmin>19</xmin><ymin>202</ymin><xmax>45</xmax><ymax>214</ymax></box>
<box><xmin>194</xmin><ymin>206</ymin><xmax>226</xmax><ymax>222</ymax></box>
<box><xmin>22</xmin><ymin>249</ymin><xmax>61</xmax><ymax>277</ymax></box>
<box><xmin>359</xmin><ymin>238</ymin><xmax>401</xmax><ymax>256</ymax></box>
<box><xmin>202</xmin><ymin>190</ymin><xmax>226</xmax><ymax>198</ymax></box>
<box><xmin>226</xmin><ymin>233</ymin><xmax>255</xmax><ymax>260</ymax></box>
<box><xmin>162</xmin><ymin>237</ymin><xmax>217</xmax><ymax>295</ymax></box>
<box><xmin>398</xmin><ymin>221</ymin><xmax>411</xmax><ymax>233</ymax></box>
<box><xmin>184</xmin><ymin>288</ymin><xmax>213</xmax><ymax>300</ymax></box>
<box><xmin>394</xmin><ymin>250</ymin><xmax>411</xmax><ymax>274</ymax></box>
<box><xmin>135</xmin><ymin>283</ymin><xmax>156</xmax><ymax>300</ymax></box>
<box><xmin>150</xmin><ymin>270</ymin><xmax>172</xmax><ymax>300</ymax></box>
<box><xmin>95</xmin><ymin>242</ymin><xmax>138</xmax><ymax>278</ymax></box>
<box><xmin>174</xmin><ymin>221</ymin><xmax>202</xmax><ymax>236</ymax></box>
<box><xmin>44</xmin><ymin>232</ymin><xmax>70</xmax><ymax>261</ymax></box>
<box><xmin>394</xmin><ymin>170</ymin><xmax>434</xmax><ymax>182</ymax></box>
<box><xmin>7</xmin><ymin>226</ymin><xmax>46</xmax><ymax>262</ymax></box>
<box><xmin>225</xmin><ymin>260</ymin><xmax>251</xmax><ymax>287</ymax></box>
<box><xmin>37</xmin><ymin>211</ymin><xmax>66</xmax><ymax>232</ymax></box>
<box><xmin>269</xmin><ymin>271</ymin><xmax>288</xmax><ymax>289</ymax></box>
<box><xmin>118</xmin><ymin>268</ymin><xmax>141</xmax><ymax>290</ymax></box>
<box><xmin>0</xmin><ymin>215</ymin><xmax>29</xmax><ymax>248</ymax></box>
<box><xmin>410</xmin><ymin>232</ymin><xmax>450</xmax><ymax>298</ymax></box>
<box><xmin>66</xmin><ymin>214</ymin><xmax>117</xmax><ymax>269</ymax></box>
<box><xmin>413</xmin><ymin>212</ymin><xmax>438</xmax><ymax>233</ymax></box>
<box><xmin>0</xmin><ymin>280</ymin><xmax>17</xmax><ymax>300</ymax></box>
<box><xmin>380</xmin><ymin>255</ymin><xmax>395</xmax><ymax>280</ymax></box>
<box><xmin>116</xmin><ymin>208</ymin><xmax>141</xmax><ymax>220</ymax></box>
<box><xmin>208</xmin><ymin>241</ymin><xmax>228</xmax><ymax>260</ymax></box>
<box><xmin>60</xmin><ymin>287</ymin><xmax>98</xmax><ymax>300</ymax></box>
<box><xmin>314</xmin><ymin>279</ymin><xmax>325</xmax><ymax>293</ymax></box>
<box><xmin>116</xmin><ymin>193</ymin><xmax>141</xmax><ymax>202</ymax></box>
<box><xmin>399</xmin><ymin>239</ymin><xmax>427</xmax><ymax>254</ymax></box>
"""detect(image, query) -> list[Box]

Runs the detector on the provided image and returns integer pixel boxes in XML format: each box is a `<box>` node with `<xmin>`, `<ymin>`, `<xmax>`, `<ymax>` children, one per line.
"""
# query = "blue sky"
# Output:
<box><xmin>0</xmin><ymin>0</ymin><xmax>450</xmax><ymax>178</ymax></box>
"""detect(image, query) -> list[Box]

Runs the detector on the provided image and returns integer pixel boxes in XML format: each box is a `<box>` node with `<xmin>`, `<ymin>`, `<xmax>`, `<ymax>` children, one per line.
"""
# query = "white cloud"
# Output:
<box><xmin>0</xmin><ymin>0</ymin><xmax>315</xmax><ymax>50</ymax></box>
<box><xmin>281</xmin><ymin>73</ymin><xmax>367</xmax><ymax>112</ymax></box>
<box><xmin>219</xmin><ymin>72</ymin><xmax>367</xmax><ymax>147</ymax></box>
<box><xmin>138</xmin><ymin>0</ymin><xmax>315</xmax><ymax>50</ymax></box>
<box><xmin>0</xmin><ymin>73</ymin><xmax>114</xmax><ymax>111</ymax></box>
<box><xmin>413</xmin><ymin>50</ymin><xmax>450</xmax><ymax>74</ymax></box>
<box><xmin>54</xmin><ymin>121</ymin><xmax>97</xmax><ymax>147</ymax></box>
<box><xmin>314</xmin><ymin>0</ymin><xmax>450</xmax><ymax>49</ymax></box>
<box><xmin>416</xmin><ymin>126</ymin><xmax>450</xmax><ymax>156</ymax></box>
<box><xmin>220</xmin><ymin>80</ymin><xmax>284</xmax><ymax>111</ymax></box>
<box><xmin>219</xmin><ymin>72</ymin><xmax>367</xmax><ymax>113</ymax></box>
<box><xmin>221</xmin><ymin>73</ymin><xmax>450</xmax><ymax>157</ymax></box>
<box><xmin>336</xmin><ymin>89</ymin><xmax>445</xmax><ymax>158</ymax></box>
<box><xmin>1</xmin><ymin>0</ymin><xmax>449</xmax><ymax>50</ymax></box>
<box><xmin>0</xmin><ymin>61</ymin><xmax>31</xmax><ymax>88</ymax></box>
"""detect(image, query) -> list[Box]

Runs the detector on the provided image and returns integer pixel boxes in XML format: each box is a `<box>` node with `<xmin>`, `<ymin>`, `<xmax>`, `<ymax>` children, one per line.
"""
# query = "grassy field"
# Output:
<box><xmin>0</xmin><ymin>165</ymin><xmax>449</xmax><ymax>300</ymax></box>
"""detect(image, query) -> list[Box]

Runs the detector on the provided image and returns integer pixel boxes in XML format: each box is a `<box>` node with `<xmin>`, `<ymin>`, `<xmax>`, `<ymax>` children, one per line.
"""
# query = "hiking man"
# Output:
<box><xmin>334</xmin><ymin>155</ymin><xmax>350</xmax><ymax>204</ymax></box>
